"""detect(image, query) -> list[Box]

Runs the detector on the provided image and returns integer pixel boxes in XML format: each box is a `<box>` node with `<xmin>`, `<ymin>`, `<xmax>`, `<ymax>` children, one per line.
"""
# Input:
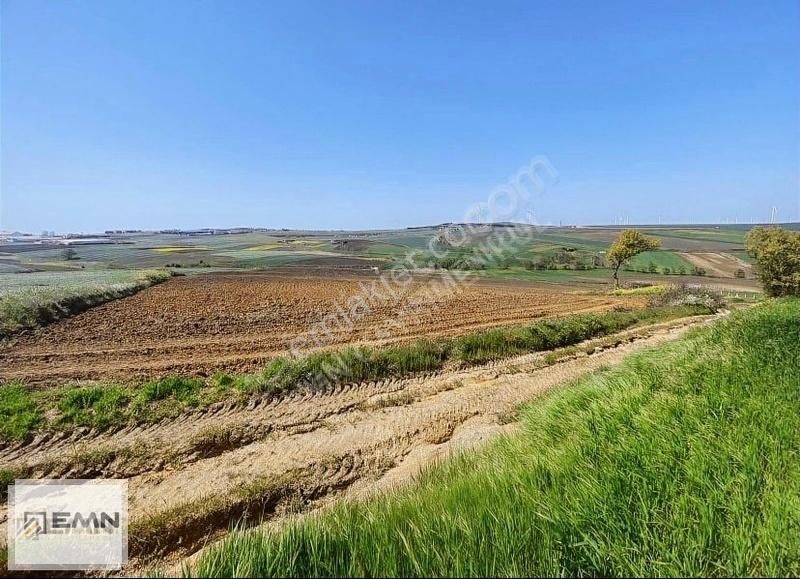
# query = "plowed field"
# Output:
<box><xmin>0</xmin><ymin>272</ymin><xmax>642</xmax><ymax>385</ymax></box>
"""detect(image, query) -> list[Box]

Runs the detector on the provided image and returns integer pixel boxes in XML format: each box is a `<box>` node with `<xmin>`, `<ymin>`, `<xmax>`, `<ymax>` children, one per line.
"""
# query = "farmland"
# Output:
<box><xmin>0</xmin><ymin>305</ymin><xmax>721</xmax><ymax>570</ymax></box>
<box><xmin>0</xmin><ymin>271</ymin><xmax>644</xmax><ymax>385</ymax></box>
<box><xmin>0</xmin><ymin>224</ymin><xmax>775</xmax><ymax>283</ymax></box>
<box><xmin>4</xmin><ymin>0</ymin><xmax>799</xmax><ymax>573</ymax></box>
<box><xmin>0</xmin><ymin>269</ymin><xmax>171</xmax><ymax>337</ymax></box>
<box><xmin>187</xmin><ymin>298</ymin><xmax>800</xmax><ymax>578</ymax></box>
<box><xmin>0</xmin><ymin>223</ymin><xmax>791</xmax><ymax>575</ymax></box>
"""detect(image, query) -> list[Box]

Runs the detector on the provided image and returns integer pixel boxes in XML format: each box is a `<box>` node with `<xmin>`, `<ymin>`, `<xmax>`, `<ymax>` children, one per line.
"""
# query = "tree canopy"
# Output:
<box><xmin>607</xmin><ymin>229</ymin><xmax>661</xmax><ymax>287</ymax></box>
<box><xmin>745</xmin><ymin>226</ymin><xmax>800</xmax><ymax>297</ymax></box>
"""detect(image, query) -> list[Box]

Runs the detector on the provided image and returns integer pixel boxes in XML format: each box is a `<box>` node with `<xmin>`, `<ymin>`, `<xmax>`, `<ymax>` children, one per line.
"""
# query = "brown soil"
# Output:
<box><xmin>0</xmin><ymin>313</ymin><xmax>721</xmax><ymax>570</ymax></box>
<box><xmin>0</xmin><ymin>272</ymin><xmax>642</xmax><ymax>385</ymax></box>
<box><xmin>679</xmin><ymin>252</ymin><xmax>753</xmax><ymax>279</ymax></box>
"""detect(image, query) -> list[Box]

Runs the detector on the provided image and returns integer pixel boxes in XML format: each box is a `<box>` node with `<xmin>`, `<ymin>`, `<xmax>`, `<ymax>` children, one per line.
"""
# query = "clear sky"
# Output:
<box><xmin>1</xmin><ymin>0</ymin><xmax>799</xmax><ymax>233</ymax></box>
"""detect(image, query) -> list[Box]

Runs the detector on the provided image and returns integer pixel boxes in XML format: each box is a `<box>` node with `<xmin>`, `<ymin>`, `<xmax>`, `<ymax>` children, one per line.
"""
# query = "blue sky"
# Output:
<box><xmin>1</xmin><ymin>0</ymin><xmax>798</xmax><ymax>233</ymax></box>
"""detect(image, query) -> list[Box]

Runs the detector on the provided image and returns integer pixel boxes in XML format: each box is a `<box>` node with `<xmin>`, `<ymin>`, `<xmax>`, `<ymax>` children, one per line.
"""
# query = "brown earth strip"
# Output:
<box><xmin>679</xmin><ymin>252</ymin><xmax>753</xmax><ymax>279</ymax></box>
<box><xmin>0</xmin><ymin>272</ymin><xmax>643</xmax><ymax>385</ymax></box>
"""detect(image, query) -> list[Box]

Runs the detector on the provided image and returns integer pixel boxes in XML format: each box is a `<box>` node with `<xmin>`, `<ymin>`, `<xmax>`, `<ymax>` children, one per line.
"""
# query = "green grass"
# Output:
<box><xmin>0</xmin><ymin>305</ymin><xmax>710</xmax><ymax>442</ymax></box>
<box><xmin>652</xmin><ymin>228</ymin><xmax>747</xmax><ymax>245</ymax></box>
<box><xmin>188</xmin><ymin>299</ymin><xmax>800</xmax><ymax>578</ymax></box>
<box><xmin>479</xmin><ymin>266</ymin><xmax>612</xmax><ymax>284</ymax></box>
<box><xmin>627</xmin><ymin>250</ymin><xmax>693</xmax><ymax>273</ymax></box>
<box><xmin>0</xmin><ymin>269</ymin><xmax>172</xmax><ymax>337</ymax></box>
<box><xmin>53</xmin><ymin>377</ymin><xmax>209</xmax><ymax>431</ymax></box>
<box><xmin>56</xmin><ymin>386</ymin><xmax>131</xmax><ymax>430</ymax></box>
<box><xmin>0</xmin><ymin>383</ymin><xmax>42</xmax><ymax>440</ymax></box>
<box><xmin>208</xmin><ymin>305</ymin><xmax>708</xmax><ymax>394</ymax></box>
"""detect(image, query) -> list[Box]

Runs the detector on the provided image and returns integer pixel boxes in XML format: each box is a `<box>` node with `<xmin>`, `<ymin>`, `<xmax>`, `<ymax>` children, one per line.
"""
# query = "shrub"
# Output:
<box><xmin>647</xmin><ymin>284</ymin><xmax>724</xmax><ymax>311</ymax></box>
<box><xmin>745</xmin><ymin>226</ymin><xmax>800</xmax><ymax>296</ymax></box>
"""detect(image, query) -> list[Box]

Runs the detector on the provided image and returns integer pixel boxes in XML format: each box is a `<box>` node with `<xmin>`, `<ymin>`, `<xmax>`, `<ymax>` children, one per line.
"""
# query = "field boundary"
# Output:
<box><xmin>0</xmin><ymin>269</ymin><xmax>173</xmax><ymax>339</ymax></box>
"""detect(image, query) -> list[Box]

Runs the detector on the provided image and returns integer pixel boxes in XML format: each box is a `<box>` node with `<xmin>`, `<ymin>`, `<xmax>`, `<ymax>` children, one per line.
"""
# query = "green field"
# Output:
<box><xmin>0</xmin><ymin>269</ymin><xmax>171</xmax><ymax>337</ymax></box>
<box><xmin>627</xmin><ymin>250</ymin><xmax>693</xmax><ymax>273</ymax></box>
<box><xmin>188</xmin><ymin>299</ymin><xmax>800</xmax><ymax>577</ymax></box>
<box><xmin>479</xmin><ymin>266</ymin><xmax>612</xmax><ymax>284</ymax></box>
<box><xmin>0</xmin><ymin>224</ymin><xmax>774</xmax><ymax>274</ymax></box>
<box><xmin>650</xmin><ymin>228</ymin><xmax>747</xmax><ymax>245</ymax></box>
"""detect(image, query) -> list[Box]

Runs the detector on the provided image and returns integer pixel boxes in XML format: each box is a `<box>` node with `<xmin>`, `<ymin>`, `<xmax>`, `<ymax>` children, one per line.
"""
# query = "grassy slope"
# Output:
<box><xmin>190</xmin><ymin>298</ymin><xmax>800</xmax><ymax>577</ymax></box>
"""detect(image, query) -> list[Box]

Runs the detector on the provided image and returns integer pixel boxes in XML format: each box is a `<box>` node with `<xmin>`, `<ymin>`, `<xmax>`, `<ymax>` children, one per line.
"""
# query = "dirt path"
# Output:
<box><xmin>0</xmin><ymin>313</ymin><xmax>722</xmax><ymax>569</ymax></box>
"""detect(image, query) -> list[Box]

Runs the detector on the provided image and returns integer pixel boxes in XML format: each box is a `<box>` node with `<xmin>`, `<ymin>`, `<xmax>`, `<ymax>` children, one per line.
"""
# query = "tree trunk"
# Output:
<box><xmin>613</xmin><ymin>264</ymin><xmax>621</xmax><ymax>288</ymax></box>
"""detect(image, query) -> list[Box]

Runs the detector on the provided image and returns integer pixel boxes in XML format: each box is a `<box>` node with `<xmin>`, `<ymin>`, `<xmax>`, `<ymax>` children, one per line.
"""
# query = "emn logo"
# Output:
<box><xmin>17</xmin><ymin>511</ymin><xmax>121</xmax><ymax>539</ymax></box>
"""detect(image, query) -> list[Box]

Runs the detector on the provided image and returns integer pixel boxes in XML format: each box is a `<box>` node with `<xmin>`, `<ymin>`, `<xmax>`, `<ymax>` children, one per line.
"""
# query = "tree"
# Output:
<box><xmin>607</xmin><ymin>229</ymin><xmax>661</xmax><ymax>288</ymax></box>
<box><xmin>62</xmin><ymin>247</ymin><xmax>78</xmax><ymax>261</ymax></box>
<box><xmin>745</xmin><ymin>226</ymin><xmax>800</xmax><ymax>296</ymax></box>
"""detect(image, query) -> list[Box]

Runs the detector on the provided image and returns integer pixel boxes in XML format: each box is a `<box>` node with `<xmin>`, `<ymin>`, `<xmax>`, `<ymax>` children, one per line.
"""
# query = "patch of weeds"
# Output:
<box><xmin>131</xmin><ymin>376</ymin><xmax>206</xmax><ymax>421</ymax></box>
<box><xmin>57</xmin><ymin>385</ymin><xmax>130</xmax><ymax>430</ymax></box>
<box><xmin>211</xmin><ymin>371</ymin><xmax>235</xmax><ymax>388</ymax></box>
<box><xmin>137</xmin><ymin>376</ymin><xmax>203</xmax><ymax>403</ymax></box>
<box><xmin>363</xmin><ymin>390</ymin><xmax>416</xmax><ymax>410</ymax></box>
<box><xmin>187</xmin><ymin>424</ymin><xmax>244</xmax><ymax>455</ymax></box>
<box><xmin>0</xmin><ymin>466</ymin><xmax>29</xmax><ymax>500</ymax></box>
<box><xmin>0</xmin><ymin>383</ymin><xmax>42</xmax><ymax>441</ymax></box>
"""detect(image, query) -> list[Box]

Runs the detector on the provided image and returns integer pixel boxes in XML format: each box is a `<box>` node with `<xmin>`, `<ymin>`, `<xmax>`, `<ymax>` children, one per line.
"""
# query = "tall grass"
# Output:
<box><xmin>220</xmin><ymin>305</ymin><xmax>709</xmax><ymax>394</ymax></box>
<box><xmin>0</xmin><ymin>383</ymin><xmax>42</xmax><ymax>440</ymax></box>
<box><xmin>189</xmin><ymin>298</ymin><xmax>800</xmax><ymax>577</ymax></box>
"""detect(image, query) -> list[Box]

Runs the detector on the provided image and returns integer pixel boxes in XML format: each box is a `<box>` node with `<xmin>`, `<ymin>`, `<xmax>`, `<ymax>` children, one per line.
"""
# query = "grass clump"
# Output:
<box><xmin>55</xmin><ymin>376</ymin><xmax>205</xmax><ymax>430</ymax></box>
<box><xmin>188</xmin><ymin>298</ymin><xmax>800</xmax><ymax>578</ymax></box>
<box><xmin>137</xmin><ymin>376</ymin><xmax>203</xmax><ymax>403</ymax></box>
<box><xmin>57</xmin><ymin>386</ymin><xmax>130</xmax><ymax>430</ymax></box>
<box><xmin>238</xmin><ymin>341</ymin><xmax>451</xmax><ymax>395</ymax></box>
<box><xmin>0</xmin><ymin>383</ymin><xmax>42</xmax><ymax>440</ymax></box>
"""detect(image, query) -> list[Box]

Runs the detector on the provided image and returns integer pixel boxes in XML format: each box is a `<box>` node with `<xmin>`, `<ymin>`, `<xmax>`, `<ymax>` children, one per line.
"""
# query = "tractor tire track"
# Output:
<box><xmin>0</xmin><ymin>314</ymin><xmax>722</xmax><ymax>564</ymax></box>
